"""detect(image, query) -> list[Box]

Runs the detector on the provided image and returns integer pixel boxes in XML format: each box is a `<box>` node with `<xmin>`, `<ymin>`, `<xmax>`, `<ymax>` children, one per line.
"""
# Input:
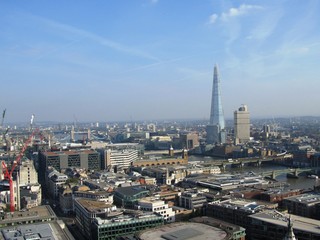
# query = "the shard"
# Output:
<box><xmin>206</xmin><ymin>64</ymin><xmax>226</xmax><ymax>144</ymax></box>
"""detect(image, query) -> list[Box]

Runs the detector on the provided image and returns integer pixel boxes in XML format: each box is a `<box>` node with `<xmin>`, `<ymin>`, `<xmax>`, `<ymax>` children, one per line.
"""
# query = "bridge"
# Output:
<box><xmin>201</xmin><ymin>154</ymin><xmax>293</xmax><ymax>169</ymax></box>
<box><xmin>261</xmin><ymin>168</ymin><xmax>315</xmax><ymax>179</ymax></box>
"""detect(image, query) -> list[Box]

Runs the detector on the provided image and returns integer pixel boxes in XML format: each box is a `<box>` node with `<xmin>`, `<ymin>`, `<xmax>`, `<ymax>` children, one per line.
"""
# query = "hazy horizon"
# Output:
<box><xmin>1</xmin><ymin>0</ymin><xmax>320</xmax><ymax>123</ymax></box>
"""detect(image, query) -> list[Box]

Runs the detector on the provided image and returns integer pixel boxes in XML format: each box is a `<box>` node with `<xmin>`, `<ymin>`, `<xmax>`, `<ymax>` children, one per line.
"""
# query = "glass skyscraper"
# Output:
<box><xmin>207</xmin><ymin>65</ymin><xmax>226</xmax><ymax>144</ymax></box>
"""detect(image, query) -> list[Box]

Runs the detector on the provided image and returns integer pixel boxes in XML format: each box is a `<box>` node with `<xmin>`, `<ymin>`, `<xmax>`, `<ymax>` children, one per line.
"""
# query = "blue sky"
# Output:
<box><xmin>1</xmin><ymin>0</ymin><xmax>320</xmax><ymax>123</ymax></box>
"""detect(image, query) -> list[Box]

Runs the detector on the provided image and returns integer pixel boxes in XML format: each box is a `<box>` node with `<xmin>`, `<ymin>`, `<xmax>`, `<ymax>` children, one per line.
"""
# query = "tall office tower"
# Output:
<box><xmin>206</xmin><ymin>65</ymin><xmax>226</xmax><ymax>144</ymax></box>
<box><xmin>234</xmin><ymin>104</ymin><xmax>250</xmax><ymax>144</ymax></box>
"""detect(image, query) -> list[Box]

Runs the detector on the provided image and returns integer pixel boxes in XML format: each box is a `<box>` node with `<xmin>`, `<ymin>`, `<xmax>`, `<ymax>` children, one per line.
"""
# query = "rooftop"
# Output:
<box><xmin>76</xmin><ymin>198</ymin><xmax>114</xmax><ymax>213</ymax></box>
<box><xmin>139</xmin><ymin>222</ymin><xmax>228</xmax><ymax>240</ymax></box>
<box><xmin>1</xmin><ymin>222</ymin><xmax>74</xmax><ymax>240</ymax></box>
<box><xmin>0</xmin><ymin>205</ymin><xmax>56</xmax><ymax>225</ymax></box>
<box><xmin>284</xmin><ymin>193</ymin><xmax>320</xmax><ymax>204</ymax></box>
<box><xmin>250</xmin><ymin>210</ymin><xmax>320</xmax><ymax>234</ymax></box>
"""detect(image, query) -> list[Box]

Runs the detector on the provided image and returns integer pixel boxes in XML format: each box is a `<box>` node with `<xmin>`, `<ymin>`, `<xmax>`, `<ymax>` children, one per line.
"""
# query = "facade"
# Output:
<box><xmin>59</xmin><ymin>185</ymin><xmax>73</xmax><ymax>214</ymax></box>
<box><xmin>249</xmin><ymin>210</ymin><xmax>320</xmax><ymax>240</ymax></box>
<box><xmin>73</xmin><ymin>190</ymin><xmax>113</xmax><ymax>204</ymax></box>
<box><xmin>281</xmin><ymin>193</ymin><xmax>320</xmax><ymax>220</ymax></box>
<box><xmin>206</xmin><ymin>199</ymin><xmax>267</xmax><ymax>239</ymax></box>
<box><xmin>234</xmin><ymin>105</ymin><xmax>250</xmax><ymax>144</ymax></box>
<box><xmin>133</xmin><ymin>149</ymin><xmax>188</xmax><ymax>168</ymax></box>
<box><xmin>103</xmin><ymin>149</ymin><xmax>138</xmax><ymax>170</ymax></box>
<box><xmin>180</xmin><ymin>132</ymin><xmax>199</xmax><ymax>149</ymax></box>
<box><xmin>207</xmin><ymin>65</ymin><xmax>226</xmax><ymax>144</ymax></box>
<box><xmin>137</xmin><ymin>196</ymin><xmax>175</xmax><ymax>223</ymax></box>
<box><xmin>18</xmin><ymin>159</ymin><xmax>38</xmax><ymax>186</ymax></box>
<box><xmin>46</xmin><ymin>168</ymin><xmax>68</xmax><ymax>199</ymax></box>
<box><xmin>39</xmin><ymin>150</ymin><xmax>100</xmax><ymax>181</ymax></box>
<box><xmin>74</xmin><ymin>198</ymin><xmax>118</xmax><ymax>240</ymax></box>
<box><xmin>179</xmin><ymin>189</ymin><xmax>207</xmax><ymax>210</ymax></box>
<box><xmin>91</xmin><ymin>213</ymin><xmax>164</xmax><ymax>240</ymax></box>
<box><xmin>113</xmin><ymin>186</ymin><xmax>150</xmax><ymax>209</ymax></box>
<box><xmin>20</xmin><ymin>185</ymin><xmax>42</xmax><ymax>209</ymax></box>
<box><xmin>0</xmin><ymin>205</ymin><xmax>57</xmax><ymax>228</ymax></box>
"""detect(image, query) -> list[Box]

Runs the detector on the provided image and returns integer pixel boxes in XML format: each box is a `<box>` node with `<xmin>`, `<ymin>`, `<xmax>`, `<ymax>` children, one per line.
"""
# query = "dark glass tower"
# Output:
<box><xmin>207</xmin><ymin>64</ymin><xmax>226</xmax><ymax>144</ymax></box>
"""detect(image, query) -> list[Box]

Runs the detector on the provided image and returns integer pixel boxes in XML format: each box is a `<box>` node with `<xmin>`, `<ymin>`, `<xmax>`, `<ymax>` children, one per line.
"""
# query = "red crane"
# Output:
<box><xmin>1</xmin><ymin>130</ymin><xmax>36</xmax><ymax>212</ymax></box>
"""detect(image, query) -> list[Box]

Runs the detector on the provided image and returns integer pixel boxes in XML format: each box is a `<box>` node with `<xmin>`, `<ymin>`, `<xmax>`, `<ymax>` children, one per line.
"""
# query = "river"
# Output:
<box><xmin>189</xmin><ymin>155</ymin><xmax>320</xmax><ymax>191</ymax></box>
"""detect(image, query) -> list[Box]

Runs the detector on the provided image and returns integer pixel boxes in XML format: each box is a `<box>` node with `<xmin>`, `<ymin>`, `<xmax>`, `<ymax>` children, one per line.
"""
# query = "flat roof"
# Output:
<box><xmin>139</xmin><ymin>222</ymin><xmax>227</xmax><ymax>240</ymax></box>
<box><xmin>76</xmin><ymin>198</ymin><xmax>113</xmax><ymax>213</ymax></box>
<box><xmin>1</xmin><ymin>205</ymin><xmax>56</xmax><ymax>224</ymax></box>
<box><xmin>249</xmin><ymin>210</ymin><xmax>320</xmax><ymax>234</ymax></box>
<box><xmin>283</xmin><ymin>193</ymin><xmax>320</xmax><ymax>204</ymax></box>
<box><xmin>1</xmin><ymin>222</ymin><xmax>75</xmax><ymax>240</ymax></box>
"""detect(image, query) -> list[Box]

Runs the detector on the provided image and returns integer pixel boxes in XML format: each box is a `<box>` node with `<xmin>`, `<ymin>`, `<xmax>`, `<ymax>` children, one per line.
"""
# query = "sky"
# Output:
<box><xmin>1</xmin><ymin>0</ymin><xmax>320</xmax><ymax>123</ymax></box>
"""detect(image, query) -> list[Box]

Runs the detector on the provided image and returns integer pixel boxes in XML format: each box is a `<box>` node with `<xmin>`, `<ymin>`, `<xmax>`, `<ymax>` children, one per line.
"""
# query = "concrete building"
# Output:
<box><xmin>282</xmin><ymin>193</ymin><xmax>320</xmax><ymax>220</ymax></box>
<box><xmin>113</xmin><ymin>186</ymin><xmax>150</xmax><ymax>209</ymax></box>
<box><xmin>249</xmin><ymin>210</ymin><xmax>320</xmax><ymax>240</ymax></box>
<box><xmin>102</xmin><ymin>149</ymin><xmax>138</xmax><ymax>170</ymax></box>
<box><xmin>39</xmin><ymin>150</ymin><xmax>100</xmax><ymax>181</ymax></box>
<box><xmin>133</xmin><ymin>149</ymin><xmax>188</xmax><ymax>168</ymax></box>
<box><xmin>20</xmin><ymin>185</ymin><xmax>42</xmax><ymax>209</ymax></box>
<box><xmin>18</xmin><ymin>159</ymin><xmax>38</xmax><ymax>186</ymax></box>
<box><xmin>179</xmin><ymin>189</ymin><xmax>207</xmax><ymax>210</ymax></box>
<box><xmin>180</xmin><ymin>132</ymin><xmax>199</xmax><ymax>150</ymax></box>
<box><xmin>46</xmin><ymin>168</ymin><xmax>68</xmax><ymax>199</ymax></box>
<box><xmin>74</xmin><ymin>198</ymin><xmax>118</xmax><ymax>240</ymax></box>
<box><xmin>234</xmin><ymin>104</ymin><xmax>250</xmax><ymax>144</ymax></box>
<box><xmin>206</xmin><ymin>199</ymin><xmax>269</xmax><ymax>239</ymax></box>
<box><xmin>137</xmin><ymin>196</ymin><xmax>175</xmax><ymax>223</ymax></box>
<box><xmin>58</xmin><ymin>185</ymin><xmax>73</xmax><ymax>214</ymax></box>
<box><xmin>92</xmin><ymin>212</ymin><xmax>164</xmax><ymax>240</ymax></box>
<box><xmin>73</xmin><ymin>190</ymin><xmax>113</xmax><ymax>204</ymax></box>
<box><xmin>138</xmin><ymin>220</ymin><xmax>245</xmax><ymax>240</ymax></box>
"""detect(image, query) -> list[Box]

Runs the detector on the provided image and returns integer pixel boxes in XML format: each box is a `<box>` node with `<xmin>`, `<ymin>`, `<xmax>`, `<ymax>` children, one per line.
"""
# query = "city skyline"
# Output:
<box><xmin>1</xmin><ymin>0</ymin><xmax>320</xmax><ymax>123</ymax></box>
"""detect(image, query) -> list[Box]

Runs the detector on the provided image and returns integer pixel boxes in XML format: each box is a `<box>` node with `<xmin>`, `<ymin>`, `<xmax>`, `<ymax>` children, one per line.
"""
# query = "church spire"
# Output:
<box><xmin>284</xmin><ymin>216</ymin><xmax>297</xmax><ymax>240</ymax></box>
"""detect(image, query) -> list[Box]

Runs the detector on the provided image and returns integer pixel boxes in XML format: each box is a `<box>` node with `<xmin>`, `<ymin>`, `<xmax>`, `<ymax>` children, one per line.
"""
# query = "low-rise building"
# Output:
<box><xmin>92</xmin><ymin>212</ymin><xmax>164</xmax><ymax>240</ymax></box>
<box><xmin>74</xmin><ymin>198</ymin><xmax>118</xmax><ymax>240</ymax></box>
<box><xmin>179</xmin><ymin>189</ymin><xmax>207</xmax><ymax>210</ymax></box>
<box><xmin>113</xmin><ymin>186</ymin><xmax>150</xmax><ymax>209</ymax></box>
<box><xmin>46</xmin><ymin>168</ymin><xmax>68</xmax><ymax>199</ymax></box>
<box><xmin>249</xmin><ymin>210</ymin><xmax>320</xmax><ymax>240</ymax></box>
<box><xmin>0</xmin><ymin>205</ymin><xmax>73</xmax><ymax>239</ymax></box>
<box><xmin>206</xmin><ymin>198</ymin><xmax>272</xmax><ymax>239</ymax></box>
<box><xmin>137</xmin><ymin>196</ymin><xmax>175</xmax><ymax>222</ymax></box>
<box><xmin>282</xmin><ymin>193</ymin><xmax>320</xmax><ymax>220</ymax></box>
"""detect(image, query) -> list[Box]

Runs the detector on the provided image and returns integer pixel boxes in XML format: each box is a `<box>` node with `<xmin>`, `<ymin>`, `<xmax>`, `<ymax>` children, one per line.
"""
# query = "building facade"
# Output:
<box><xmin>18</xmin><ymin>159</ymin><xmax>38</xmax><ymax>186</ymax></box>
<box><xmin>39</xmin><ymin>150</ymin><xmax>100</xmax><ymax>181</ymax></box>
<box><xmin>91</xmin><ymin>213</ymin><xmax>164</xmax><ymax>240</ymax></box>
<box><xmin>234</xmin><ymin>104</ymin><xmax>250</xmax><ymax>144</ymax></box>
<box><xmin>137</xmin><ymin>196</ymin><xmax>175</xmax><ymax>223</ymax></box>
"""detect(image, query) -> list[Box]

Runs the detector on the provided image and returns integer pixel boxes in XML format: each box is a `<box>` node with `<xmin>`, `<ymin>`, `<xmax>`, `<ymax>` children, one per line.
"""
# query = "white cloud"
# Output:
<box><xmin>222</xmin><ymin>4</ymin><xmax>262</xmax><ymax>21</ymax></box>
<box><xmin>209</xmin><ymin>4</ymin><xmax>262</xmax><ymax>24</ymax></box>
<box><xmin>209</xmin><ymin>14</ymin><xmax>218</xmax><ymax>24</ymax></box>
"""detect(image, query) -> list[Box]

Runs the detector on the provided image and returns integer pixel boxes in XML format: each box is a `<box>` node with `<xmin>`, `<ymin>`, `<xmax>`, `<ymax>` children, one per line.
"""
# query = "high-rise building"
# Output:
<box><xmin>207</xmin><ymin>65</ymin><xmax>226</xmax><ymax>144</ymax></box>
<box><xmin>234</xmin><ymin>104</ymin><xmax>250</xmax><ymax>144</ymax></box>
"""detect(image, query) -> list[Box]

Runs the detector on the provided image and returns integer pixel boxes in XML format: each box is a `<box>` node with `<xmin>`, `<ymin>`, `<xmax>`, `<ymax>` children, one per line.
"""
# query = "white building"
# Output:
<box><xmin>18</xmin><ymin>159</ymin><xmax>38</xmax><ymax>186</ymax></box>
<box><xmin>104</xmin><ymin>149</ymin><xmax>138</xmax><ymax>170</ymax></box>
<box><xmin>137</xmin><ymin>196</ymin><xmax>175</xmax><ymax>223</ymax></box>
<box><xmin>46</xmin><ymin>168</ymin><xmax>68</xmax><ymax>199</ymax></box>
<box><xmin>179</xmin><ymin>189</ymin><xmax>207</xmax><ymax>210</ymax></box>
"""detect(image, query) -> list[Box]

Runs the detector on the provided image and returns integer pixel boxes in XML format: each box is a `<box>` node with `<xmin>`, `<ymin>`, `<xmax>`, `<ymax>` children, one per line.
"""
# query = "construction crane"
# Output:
<box><xmin>1</xmin><ymin>130</ymin><xmax>36</xmax><ymax>212</ymax></box>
